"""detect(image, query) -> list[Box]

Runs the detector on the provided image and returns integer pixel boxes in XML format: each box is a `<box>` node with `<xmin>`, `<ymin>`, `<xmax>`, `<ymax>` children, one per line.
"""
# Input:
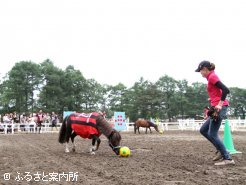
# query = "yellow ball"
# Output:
<box><xmin>119</xmin><ymin>146</ymin><xmax>131</xmax><ymax>157</ymax></box>
<box><xmin>159</xmin><ymin>130</ymin><xmax>164</xmax><ymax>134</ymax></box>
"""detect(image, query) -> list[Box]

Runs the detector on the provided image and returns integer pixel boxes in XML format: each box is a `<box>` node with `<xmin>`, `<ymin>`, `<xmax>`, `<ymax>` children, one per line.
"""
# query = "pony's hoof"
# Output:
<box><xmin>72</xmin><ymin>148</ymin><xmax>76</xmax><ymax>152</ymax></box>
<box><xmin>90</xmin><ymin>152</ymin><xmax>95</xmax><ymax>155</ymax></box>
<box><xmin>90</xmin><ymin>146</ymin><xmax>96</xmax><ymax>152</ymax></box>
<box><xmin>65</xmin><ymin>149</ymin><xmax>70</xmax><ymax>153</ymax></box>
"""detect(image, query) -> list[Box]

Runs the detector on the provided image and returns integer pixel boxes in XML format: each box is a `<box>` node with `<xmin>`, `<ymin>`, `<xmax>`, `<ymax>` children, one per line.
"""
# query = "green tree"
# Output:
<box><xmin>185</xmin><ymin>82</ymin><xmax>208</xmax><ymax>118</ymax></box>
<box><xmin>125</xmin><ymin>78</ymin><xmax>162</xmax><ymax>121</ymax></box>
<box><xmin>82</xmin><ymin>78</ymin><xmax>104</xmax><ymax>112</ymax></box>
<box><xmin>3</xmin><ymin>61</ymin><xmax>41</xmax><ymax>114</ymax></box>
<box><xmin>176</xmin><ymin>80</ymin><xmax>189</xmax><ymax>119</ymax></box>
<box><xmin>1</xmin><ymin>60</ymin><xmax>246</xmax><ymax>122</ymax></box>
<box><xmin>228</xmin><ymin>87</ymin><xmax>246</xmax><ymax>119</ymax></box>
<box><xmin>59</xmin><ymin>65</ymin><xmax>87</xmax><ymax>112</ymax></box>
<box><xmin>0</xmin><ymin>79</ymin><xmax>11</xmax><ymax>113</ymax></box>
<box><xmin>156</xmin><ymin>75</ymin><xmax>177</xmax><ymax>121</ymax></box>
<box><xmin>130</xmin><ymin>78</ymin><xmax>151</xmax><ymax>120</ymax></box>
<box><xmin>38</xmin><ymin>59</ymin><xmax>64</xmax><ymax>114</ymax></box>
<box><xmin>107</xmin><ymin>83</ymin><xmax>127</xmax><ymax>113</ymax></box>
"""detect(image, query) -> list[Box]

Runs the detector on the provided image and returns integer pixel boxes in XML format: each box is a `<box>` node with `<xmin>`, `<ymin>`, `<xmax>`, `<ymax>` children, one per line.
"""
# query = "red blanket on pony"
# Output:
<box><xmin>70</xmin><ymin>112</ymin><xmax>101</xmax><ymax>139</ymax></box>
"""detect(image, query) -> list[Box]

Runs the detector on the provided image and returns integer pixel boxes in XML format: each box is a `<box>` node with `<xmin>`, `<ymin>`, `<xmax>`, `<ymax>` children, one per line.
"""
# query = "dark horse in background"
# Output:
<box><xmin>58</xmin><ymin>112</ymin><xmax>121</xmax><ymax>155</ymax></box>
<box><xmin>134</xmin><ymin>118</ymin><xmax>160</xmax><ymax>134</ymax></box>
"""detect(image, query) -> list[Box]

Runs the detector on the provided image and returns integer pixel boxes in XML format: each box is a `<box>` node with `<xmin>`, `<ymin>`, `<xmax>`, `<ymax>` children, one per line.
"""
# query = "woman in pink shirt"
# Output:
<box><xmin>195</xmin><ymin>61</ymin><xmax>235</xmax><ymax>166</ymax></box>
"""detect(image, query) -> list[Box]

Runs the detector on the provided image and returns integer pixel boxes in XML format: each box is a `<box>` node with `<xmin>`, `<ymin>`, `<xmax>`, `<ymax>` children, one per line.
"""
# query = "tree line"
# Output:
<box><xmin>0</xmin><ymin>59</ymin><xmax>245</xmax><ymax>121</ymax></box>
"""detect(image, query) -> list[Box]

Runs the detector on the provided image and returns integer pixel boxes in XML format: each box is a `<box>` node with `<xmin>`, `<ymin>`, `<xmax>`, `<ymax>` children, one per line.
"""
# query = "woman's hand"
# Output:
<box><xmin>215</xmin><ymin>100</ymin><xmax>224</xmax><ymax>111</ymax></box>
<box><xmin>215</xmin><ymin>104</ymin><xmax>222</xmax><ymax>111</ymax></box>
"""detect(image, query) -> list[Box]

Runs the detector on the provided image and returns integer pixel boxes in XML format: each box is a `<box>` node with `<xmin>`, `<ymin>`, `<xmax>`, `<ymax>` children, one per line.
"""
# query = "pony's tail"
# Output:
<box><xmin>58</xmin><ymin>116</ymin><xmax>68</xmax><ymax>144</ymax></box>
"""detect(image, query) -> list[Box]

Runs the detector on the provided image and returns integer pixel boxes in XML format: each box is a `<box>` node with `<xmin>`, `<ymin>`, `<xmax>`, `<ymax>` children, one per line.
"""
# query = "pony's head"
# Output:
<box><xmin>108</xmin><ymin>130</ymin><xmax>121</xmax><ymax>155</ymax></box>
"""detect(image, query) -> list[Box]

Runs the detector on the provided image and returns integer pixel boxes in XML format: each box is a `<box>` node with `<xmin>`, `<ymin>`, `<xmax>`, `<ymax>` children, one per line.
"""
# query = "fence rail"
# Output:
<box><xmin>125</xmin><ymin>118</ymin><xmax>246</xmax><ymax>132</ymax></box>
<box><xmin>0</xmin><ymin>122</ymin><xmax>62</xmax><ymax>134</ymax></box>
<box><xmin>1</xmin><ymin>118</ymin><xmax>245</xmax><ymax>135</ymax></box>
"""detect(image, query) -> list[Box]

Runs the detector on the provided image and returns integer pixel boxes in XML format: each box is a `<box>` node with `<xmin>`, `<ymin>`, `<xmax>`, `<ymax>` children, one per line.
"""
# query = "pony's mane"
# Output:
<box><xmin>96</xmin><ymin>116</ymin><xmax>114</xmax><ymax>138</ymax></box>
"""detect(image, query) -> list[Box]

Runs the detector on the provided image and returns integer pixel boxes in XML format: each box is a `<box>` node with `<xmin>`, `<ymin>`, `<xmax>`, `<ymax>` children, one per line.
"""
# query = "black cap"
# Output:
<box><xmin>195</xmin><ymin>61</ymin><xmax>211</xmax><ymax>72</ymax></box>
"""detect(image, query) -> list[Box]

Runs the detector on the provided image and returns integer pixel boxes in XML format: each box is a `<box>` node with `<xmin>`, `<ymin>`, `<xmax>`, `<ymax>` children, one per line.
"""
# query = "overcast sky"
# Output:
<box><xmin>0</xmin><ymin>0</ymin><xmax>246</xmax><ymax>88</ymax></box>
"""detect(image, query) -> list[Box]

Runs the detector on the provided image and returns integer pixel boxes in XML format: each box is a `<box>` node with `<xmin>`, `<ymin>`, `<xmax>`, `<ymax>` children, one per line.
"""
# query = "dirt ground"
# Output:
<box><xmin>0</xmin><ymin>130</ymin><xmax>246</xmax><ymax>185</ymax></box>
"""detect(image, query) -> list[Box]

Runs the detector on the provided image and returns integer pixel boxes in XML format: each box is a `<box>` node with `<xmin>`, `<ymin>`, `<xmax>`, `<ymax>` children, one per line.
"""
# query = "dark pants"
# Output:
<box><xmin>52</xmin><ymin>120</ymin><xmax>57</xmax><ymax>130</ymax></box>
<box><xmin>200</xmin><ymin>106</ymin><xmax>231</xmax><ymax>160</ymax></box>
<box><xmin>36</xmin><ymin>122</ymin><xmax>42</xmax><ymax>133</ymax></box>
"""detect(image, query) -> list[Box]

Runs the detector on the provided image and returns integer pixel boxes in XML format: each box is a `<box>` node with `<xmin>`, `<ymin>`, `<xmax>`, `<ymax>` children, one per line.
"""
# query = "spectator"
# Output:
<box><xmin>51</xmin><ymin>112</ymin><xmax>58</xmax><ymax>131</ymax></box>
<box><xmin>36</xmin><ymin>110</ymin><xmax>44</xmax><ymax>134</ymax></box>
<box><xmin>13</xmin><ymin>112</ymin><xmax>17</xmax><ymax>123</ymax></box>
<box><xmin>3</xmin><ymin>113</ymin><xmax>12</xmax><ymax>134</ymax></box>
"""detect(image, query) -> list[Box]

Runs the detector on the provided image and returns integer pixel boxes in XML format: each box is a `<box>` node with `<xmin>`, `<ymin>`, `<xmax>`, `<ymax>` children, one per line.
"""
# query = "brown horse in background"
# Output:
<box><xmin>134</xmin><ymin>118</ymin><xmax>160</xmax><ymax>134</ymax></box>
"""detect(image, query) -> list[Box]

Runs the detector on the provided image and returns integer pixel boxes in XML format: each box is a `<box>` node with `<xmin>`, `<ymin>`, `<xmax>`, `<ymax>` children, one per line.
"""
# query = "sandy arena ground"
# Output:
<box><xmin>0</xmin><ymin>130</ymin><xmax>245</xmax><ymax>185</ymax></box>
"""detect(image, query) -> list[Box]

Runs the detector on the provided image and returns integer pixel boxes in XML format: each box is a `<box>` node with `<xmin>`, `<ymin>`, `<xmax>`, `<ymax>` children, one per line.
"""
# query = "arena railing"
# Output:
<box><xmin>1</xmin><ymin>119</ymin><xmax>245</xmax><ymax>134</ymax></box>
<box><xmin>0</xmin><ymin>122</ymin><xmax>63</xmax><ymax>134</ymax></box>
<box><xmin>124</xmin><ymin>118</ymin><xmax>246</xmax><ymax>132</ymax></box>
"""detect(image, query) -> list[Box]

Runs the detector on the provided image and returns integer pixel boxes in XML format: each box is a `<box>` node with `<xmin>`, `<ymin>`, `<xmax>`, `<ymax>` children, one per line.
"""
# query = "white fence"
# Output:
<box><xmin>125</xmin><ymin>118</ymin><xmax>246</xmax><ymax>132</ymax></box>
<box><xmin>0</xmin><ymin>122</ymin><xmax>62</xmax><ymax>134</ymax></box>
<box><xmin>1</xmin><ymin>118</ymin><xmax>246</xmax><ymax>134</ymax></box>
<box><xmin>175</xmin><ymin>119</ymin><xmax>246</xmax><ymax>132</ymax></box>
